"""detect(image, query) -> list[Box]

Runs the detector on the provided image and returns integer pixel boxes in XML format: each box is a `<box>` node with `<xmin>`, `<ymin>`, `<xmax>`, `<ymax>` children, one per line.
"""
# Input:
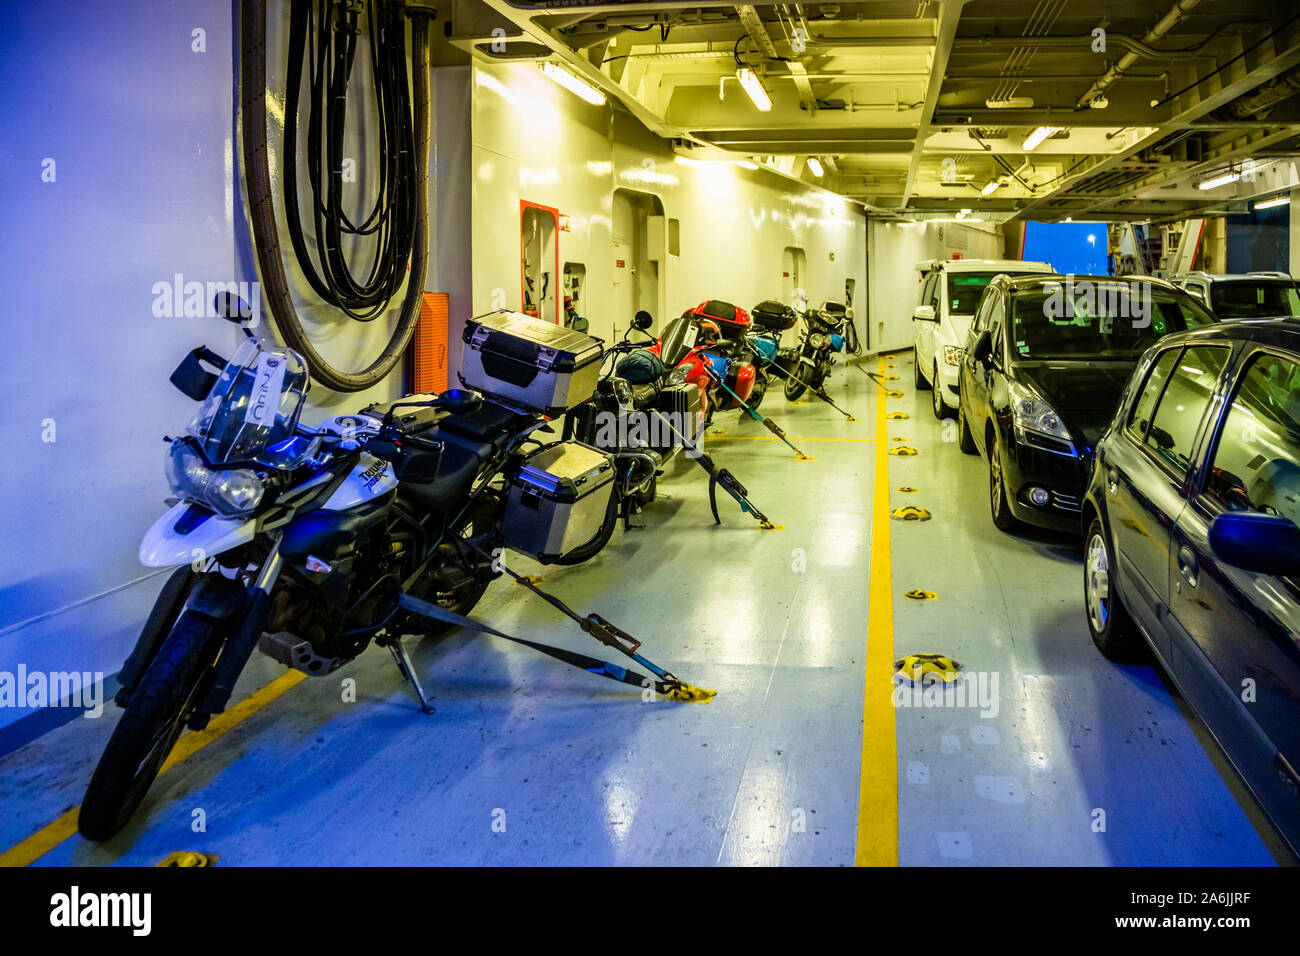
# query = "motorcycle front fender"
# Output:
<box><xmin>139</xmin><ymin>502</ymin><xmax>257</xmax><ymax>569</ymax></box>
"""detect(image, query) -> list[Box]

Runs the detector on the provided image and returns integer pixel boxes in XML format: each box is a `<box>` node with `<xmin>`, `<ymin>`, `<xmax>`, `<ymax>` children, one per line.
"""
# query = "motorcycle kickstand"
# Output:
<box><xmin>385</xmin><ymin>638</ymin><xmax>436</xmax><ymax>715</ymax></box>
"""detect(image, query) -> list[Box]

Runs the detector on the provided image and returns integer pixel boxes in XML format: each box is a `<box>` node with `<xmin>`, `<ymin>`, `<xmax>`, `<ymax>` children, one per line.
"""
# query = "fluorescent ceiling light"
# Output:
<box><xmin>1253</xmin><ymin>195</ymin><xmax>1290</xmax><ymax>210</ymax></box>
<box><xmin>1198</xmin><ymin>170</ymin><xmax>1240</xmax><ymax>190</ymax></box>
<box><xmin>1022</xmin><ymin>126</ymin><xmax>1061</xmax><ymax>151</ymax></box>
<box><xmin>957</xmin><ymin>208</ymin><xmax>972</xmax><ymax>219</ymax></box>
<box><xmin>806</xmin><ymin>157</ymin><xmax>825</xmax><ymax>177</ymax></box>
<box><xmin>734</xmin><ymin>160</ymin><xmax>759</xmax><ymax>170</ymax></box>
<box><xmin>985</xmin><ymin>97</ymin><xmax>1034</xmax><ymax>109</ymax></box>
<box><xmin>930</xmin><ymin>218</ymin><xmax>985</xmax><ymax>223</ymax></box>
<box><xmin>980</xmin><ymin>181</ymin><xmax>998</xmax><ymax>196</ymax></box>
<box><xmin>539</xmin><ymin>62</ymin><xmax>605</xmax><ymax>105</ymax></box>
<box><xmin>736</xmin><ymin>68</ymin><xmax>772</xmax><ymax>112</ymax></box>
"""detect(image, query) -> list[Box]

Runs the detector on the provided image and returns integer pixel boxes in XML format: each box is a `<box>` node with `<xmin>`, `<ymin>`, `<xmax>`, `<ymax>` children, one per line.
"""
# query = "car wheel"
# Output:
<box><xmin>988</xmin><ymin>437</ymin><xmax>1021</xmax><ymax>532</ymax></box>
<box><xmin>1084</xmin><ymin>519</ymin><xmax>1144</xmax><ymax>661</ymax></box>
<box><xmin>914</xmin><ymin>353</ymin><xmax>931</xmax><ymax>391</ymax></box>
<box><xmin>931</xmin><ymin>364</ymin><xmax>951</xmax><ymax>420</ymax></box>
<box><xmin>957</xmin><ymin>392</ymin><xmax>977</xmax><ymax>454</ymax></box>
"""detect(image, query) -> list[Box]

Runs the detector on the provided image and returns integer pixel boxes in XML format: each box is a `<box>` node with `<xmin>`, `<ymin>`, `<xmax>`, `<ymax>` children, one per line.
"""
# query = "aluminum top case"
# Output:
<box><xmin>503</xmin><ymin>440</ymin><xmax>615</xmax><ymax>561</ymax></box>
<box><xmin>460</xmin><ymin>310</ymin><xmax>603</xmax><ymax>417</ymax></box>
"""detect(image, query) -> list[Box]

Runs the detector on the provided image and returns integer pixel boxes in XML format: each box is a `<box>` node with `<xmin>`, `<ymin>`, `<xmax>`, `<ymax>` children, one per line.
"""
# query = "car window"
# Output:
<box><xmin>929</xmin><ymin>274</ymin><xmax>943</xmax><ymax>314</ymax></box>
<box><xmin>1126</xmin><ymin>348</ymin><xmax>1181</xmax><ymax>440</ymax></box>
<box><xmin>918</xmin><ymin>273</ymin><xmax>936</xmax><ymax>309</ymax></box>
<box><xmin>972</xmin><ymin>291</ymin><xmax>993</xmax><ymax>332</ymax></box>
<box><xmin>1144</xmin><ymin>346</ymin><xmax>1232</xmax><ymax>477</ymax></box>
<box><xmin>1203</xmin><ymin>351</ymin><xmax>1300</xmax><ymax>529</ymax></box>
<box><xmin>986</xmin><ymin>296</ymin><xmax>1005</xmax><ymax>359</ymax></box>
<box><xmin>1210</xmin><ymin>281</ymin><xmax>1300</xmax><ymax>319</ymax></box>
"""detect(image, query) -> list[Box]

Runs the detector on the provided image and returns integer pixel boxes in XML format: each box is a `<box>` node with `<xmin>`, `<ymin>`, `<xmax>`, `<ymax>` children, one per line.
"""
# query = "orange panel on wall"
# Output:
<box><xmin>410</xmin><ymin>292</ymin><xmax>450</xmax><ymax>394</ymax></box>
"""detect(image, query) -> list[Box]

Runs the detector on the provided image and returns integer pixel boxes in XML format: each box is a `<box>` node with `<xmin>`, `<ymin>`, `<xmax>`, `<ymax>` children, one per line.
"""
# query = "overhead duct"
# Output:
<box><xmin>1216</xmin><ymin>64</ymin><xmax>1300</xmax><ymax>119</ymax></box>
<box><xmin>1075</xmin><ymin>0</ymin><xmax>1205</xmax><ymax>109</ymax></box>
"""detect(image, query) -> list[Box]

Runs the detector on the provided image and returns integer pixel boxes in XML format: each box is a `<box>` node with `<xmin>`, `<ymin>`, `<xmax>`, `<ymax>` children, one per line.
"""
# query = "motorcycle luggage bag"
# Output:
<box><xmin>460</xmin><ymin>310</ymin><xmax>603</xmax><ymax>417</ymax></box>
<box><xmin>503</xmin><ymin>440</ymin><xmax>615</xmax><ymax>562</ymax></box>
<box><xmin>751</xmin><ymin>300</ymin><xmax>798</xmax><ymax>332</ymax></box>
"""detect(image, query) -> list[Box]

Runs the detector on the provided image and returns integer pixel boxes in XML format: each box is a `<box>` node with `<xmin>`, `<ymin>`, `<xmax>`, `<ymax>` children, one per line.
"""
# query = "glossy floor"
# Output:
<box><xmin>0</xmin><ymin>355</ymin><xmax>1287</xmax><ymax>865</ymax></box>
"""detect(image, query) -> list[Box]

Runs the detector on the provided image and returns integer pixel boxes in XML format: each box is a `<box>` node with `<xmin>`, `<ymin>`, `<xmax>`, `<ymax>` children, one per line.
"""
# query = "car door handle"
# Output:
<box><xmin>1177</xmin><ymin>545</ymin><xmax>1199</xmax><ymax>589</ymax></box>
<box><xmin>1106</xmin><ymin>469</ymin><xmax>1118</xmax><ymax>496</ymax></box>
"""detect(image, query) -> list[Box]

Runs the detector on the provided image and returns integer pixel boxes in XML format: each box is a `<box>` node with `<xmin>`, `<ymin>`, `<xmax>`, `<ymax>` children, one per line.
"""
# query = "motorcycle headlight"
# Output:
<box><xmin>166</xmin><ymin>441</ymin><xmax>265</xmax><ymax>518</ymax></box>
<box><xmin>942</xmin><ymin>345</ymin><xmax>962</xmax><ymax>366</ymax></box>
<box><xmin>1008</xmin><ymin>381</ymin><xmax>1073</xmax><ymax>448</ymax></box>
<box><xmin>665</xmin><ymin>365</ymin><xmax>689</xmax><ymax>386</ymax></box>
<box><xmin>809</xmin><ymin>333</ymin><xmax>828</xmax><ymax>349</ymax></box>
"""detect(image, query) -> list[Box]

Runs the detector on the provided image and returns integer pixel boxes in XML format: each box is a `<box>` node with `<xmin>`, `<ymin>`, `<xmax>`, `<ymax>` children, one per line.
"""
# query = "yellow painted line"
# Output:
<box><xmin>0</xmin><ymin>670</ymin><xmax>305</xmax><ymax>867</ymax></box>
<box><xmin>704</xmin><ymin>435</ymin><xmax>877</xmax><ymax>443</ymax></box>
<box><xmin>856</xmin><ymin>354</ymin><xmax>899</xmax><ymax>866</ymax></box>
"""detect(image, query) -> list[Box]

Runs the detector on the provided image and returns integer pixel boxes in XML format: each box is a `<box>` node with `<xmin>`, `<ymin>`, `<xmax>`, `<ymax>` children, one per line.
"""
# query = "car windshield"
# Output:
<box><xmin>1211</xmin><ymin>280</ymin><xmax>1300</xmax><ymax>318</ymax></box>
<box><xmin>1008</xmin><ymin>281</ymin><xmax>1215</xmax><ymax>360</ymax></box>
<box><xmin>949</xmin><ymin>271</ymin><xmax>1043</xmax><ymax>315</ymax></box>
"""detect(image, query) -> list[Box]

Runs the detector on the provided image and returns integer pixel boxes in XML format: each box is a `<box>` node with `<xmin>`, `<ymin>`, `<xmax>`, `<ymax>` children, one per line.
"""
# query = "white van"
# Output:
<box><xmin>911</xmin><ymin>258</ymin><xmax>1055</xmax><ymax>417</ymax></box>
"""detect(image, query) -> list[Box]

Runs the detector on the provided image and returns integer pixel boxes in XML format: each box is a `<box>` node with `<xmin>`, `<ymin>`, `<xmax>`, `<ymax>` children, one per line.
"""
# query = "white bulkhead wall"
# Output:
<box><xmin>467</xmin><ymin>61</ymin><xmax>867</xmax><ymax>361</ymax></box>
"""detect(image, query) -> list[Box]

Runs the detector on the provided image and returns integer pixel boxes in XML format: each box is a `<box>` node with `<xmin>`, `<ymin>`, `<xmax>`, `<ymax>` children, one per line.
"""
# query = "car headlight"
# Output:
<box><xmin>166</xmin><ymin>441</ymin><xmax>265</xmax><ymax>518</ymax></box>
<box><xmin>942</xmin><ymin>345</ymin><xmax>962</xmax><ymax>366</ymax></box>
<box><xmin>1008</xmin><ymin>381</ymin><xmax>1073</xmax><ymax>447</ymax></box>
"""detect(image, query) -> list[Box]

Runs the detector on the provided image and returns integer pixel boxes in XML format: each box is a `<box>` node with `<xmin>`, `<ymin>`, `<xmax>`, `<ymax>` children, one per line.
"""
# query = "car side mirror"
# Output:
<box><xmin>1209</xmin><ymin>511</ymin><xmax>1300</xmax><ymax>577</ymax></box>
<box><xmin>438</xmin><ymin>388</ymin><xmax>483</xmax><ymax>415</ymax></box>
<box><xmin>912</xmin><ymin>305</ymin><xmax>937</xmax><ymax>322</ymax></box>
<box><xmin>971</xmin><ymin>330</ymin><xmax>993</xmax><ymax>364</ymax></box>
<box><xmin>632</xmin><ymin>310</ymin><xmax>654</xmax><ymax>331</ymax></box>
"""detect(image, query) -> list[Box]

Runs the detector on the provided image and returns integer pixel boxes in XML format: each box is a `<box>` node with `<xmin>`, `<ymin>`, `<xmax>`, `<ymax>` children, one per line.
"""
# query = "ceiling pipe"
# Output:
<box><xmin>1076</xmin><ymin>0</ymin><xmax>1206</xmax><ymax>109</ymax></box>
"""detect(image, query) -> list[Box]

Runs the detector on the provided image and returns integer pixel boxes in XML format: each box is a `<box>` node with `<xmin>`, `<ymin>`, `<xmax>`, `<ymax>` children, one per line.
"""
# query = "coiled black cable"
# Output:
<box><xmin>284</xmin><ymin>0</ymin><xmax>416</xmax><ymax>321</ymax></box>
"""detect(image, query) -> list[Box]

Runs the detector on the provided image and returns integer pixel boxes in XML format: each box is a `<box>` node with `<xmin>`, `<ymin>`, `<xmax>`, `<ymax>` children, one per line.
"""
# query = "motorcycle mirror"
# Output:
<box><xmin>632</xmin><ymin>310</ymin><xmax>654</xmax><ymax>331</ymax></box>
<box><xmin>438</xmin><ymin>389</ymin><xmax>484</xmax><ymax>415</ymax></box>
<box><xmin>212</xmin><ymin>292</ymin><xmax>255</xmax><ymax>324</ymax></box>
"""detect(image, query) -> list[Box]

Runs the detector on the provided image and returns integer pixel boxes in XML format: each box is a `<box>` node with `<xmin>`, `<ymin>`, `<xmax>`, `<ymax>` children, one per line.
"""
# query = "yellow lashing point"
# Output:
<box><xmin>887</xmin><ymin>390</ymin><xmax>904</xmax><ymax>398</ymax></box>
<box><xmin>758</xmin><ymin>521</ymin><xmax>784</xmax><ymax>530</ymax></box>
<box><xmin>887</xmin><ymin>412</ymin><xmax>908</xmax><ymax>420</ymax></box>
<box><xmin>514</xmin><ymin>574</ymin><xmax>545</xmax><ymax>586</ymax></box>
<box><xmin>667</xmin><ymin>682</ymin><xmax>717</xmax><ymax>703</ymax></box>
<box><xmin>893</xmin><ymin>654</ymin><xmax>961</xmax><ymax>686</ymax></box>
<box><xmin>904</xmin><ymin>589</ymin><xmax>937</xmax><ymax>601</ymax></box>
<box><xmin>157</xmin><ymin>851</ymin><xmax>217</xmax><ymax>867</ymax></box>
<box><xmin>888</xmin><ymin>446</ymin><xmax>917</xmax><ymax>456</ymax></box>
<box><xmin>890</xmin><ymin>506</ymin><xmax>932</xmax><ymax>521</ymax></box>
<box><xmin>796</xmin><ymin>453</ymin><xmax>817</xmax><ymax>461</ymax></box>
<box><xmin>897</xmin><ymin>485</ymin><xmax>919</xmax><ymax>492</ymax></box>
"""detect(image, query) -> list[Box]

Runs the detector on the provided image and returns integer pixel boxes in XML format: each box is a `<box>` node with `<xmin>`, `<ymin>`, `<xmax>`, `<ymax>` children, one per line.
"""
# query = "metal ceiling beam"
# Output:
<box><xmin>901</xmin><ymin>0</ymin><xmax>967</xmax><ymax>207</ymax></box>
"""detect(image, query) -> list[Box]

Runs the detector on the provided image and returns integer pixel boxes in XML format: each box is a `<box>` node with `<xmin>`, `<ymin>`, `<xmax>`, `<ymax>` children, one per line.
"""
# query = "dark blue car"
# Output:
<box><xmin>1082</xmin><ymin>319</ymin><xmax>1300</xmax><ymax>856</ymax></box>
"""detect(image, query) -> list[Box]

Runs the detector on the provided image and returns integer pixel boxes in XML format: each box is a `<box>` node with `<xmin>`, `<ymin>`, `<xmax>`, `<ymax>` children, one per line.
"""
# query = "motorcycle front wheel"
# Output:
<box><xmin>784</xmin><ymin>362</ymin><xmax>810</xmax><ymax>401</ymax></box>
<box><xmin>79</xmin><ymin>609</ymin><xmax>221</xmax><ymax>841</ymax></box>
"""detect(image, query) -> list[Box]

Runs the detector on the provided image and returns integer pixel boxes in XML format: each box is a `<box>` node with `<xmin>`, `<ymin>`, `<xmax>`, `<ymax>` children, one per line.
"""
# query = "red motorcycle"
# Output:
<box><xmin>652</xmin><ymin>300</ymin><xmax>756</xmax><ymax>425</ymax></box>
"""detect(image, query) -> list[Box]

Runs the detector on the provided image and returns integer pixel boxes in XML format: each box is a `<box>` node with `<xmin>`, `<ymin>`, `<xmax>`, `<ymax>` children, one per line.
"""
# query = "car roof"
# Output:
<box><xmin>1172</xmin><ymin>272</ymin><xmax>1296</xmax><ymax>283</ymax></box>
<box><xmin>1149</xmin><ymin>317</ymin><xmax>1300</xmax><ymax>351</ymax></box>
<box><xmin>914</xmin><ymin>258</ymin><xmax>1054</xmax><ymax>274</ymax></box>
<box><xmin>995</xmin><ymin>273</ymin><xmax>1183</xmax><ymax>292</ymax></box>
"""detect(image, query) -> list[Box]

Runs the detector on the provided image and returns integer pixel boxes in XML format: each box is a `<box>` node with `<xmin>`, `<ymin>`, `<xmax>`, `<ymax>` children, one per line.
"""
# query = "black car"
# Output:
<box><xmin>957</xmin><ymin>274</ymin><xmax>1216</xmax><ymax>533</ymax></box>
<box><xmin>1081</xmin><ymin>319</ymin><xmax>1300</xmax><ymax>856</ymax></box>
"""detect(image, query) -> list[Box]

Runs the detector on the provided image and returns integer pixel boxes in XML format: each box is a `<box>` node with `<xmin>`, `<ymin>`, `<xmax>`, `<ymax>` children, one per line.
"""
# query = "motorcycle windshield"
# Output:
<box><xmin>659</xmin><ymin>315</ymin><xmax>698</xmax><ymax>367</ymax></box>
<box><xmin>186</xmin><ymin>338</ymin><xmax>310</xmax><ymax>469</ymax></box>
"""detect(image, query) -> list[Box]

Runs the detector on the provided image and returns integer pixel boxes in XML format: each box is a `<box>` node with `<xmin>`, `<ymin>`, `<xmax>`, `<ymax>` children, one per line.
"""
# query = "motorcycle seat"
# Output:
<box><xmin>629</xmin><ymin>383</ymin><xmax>659</xmax><ymax>408</ymax></box>
<box><xmin>397</xmin><ymin>413</ymin><xmax>522</xmax><ymax>514</ymax></box>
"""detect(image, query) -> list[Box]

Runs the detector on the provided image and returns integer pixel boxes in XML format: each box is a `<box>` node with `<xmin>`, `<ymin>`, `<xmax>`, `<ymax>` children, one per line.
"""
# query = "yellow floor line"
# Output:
<box><xmin>705</xmin><ymin>435</ymin><xmax>877</xmax><ymax>443</ymax></box>
<box><xmin>0</xmin><ymin>670</ymin><xmax>305</xmax><ymax>867</ymax></box>
<box><xmin>856</xmin><ymin>355</ymin><xmax>899</xmax><ymax>866</ymax></box>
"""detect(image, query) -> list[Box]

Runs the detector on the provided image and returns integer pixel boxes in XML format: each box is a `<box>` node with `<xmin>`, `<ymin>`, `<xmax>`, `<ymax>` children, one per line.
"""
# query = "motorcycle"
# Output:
<box><xmin>782</xmin><ymin>304</ymin><xmax>852</xmax><ymax>401</ymax></box>
<box><xmin>569</xmin><ymin>310</ymin><xmax>778</xmax><ymax>527</ymax></box>
<box><xmin>80</xmin><ymin>301</ymin><xmax>706</xmax><ymax>841</ymax></box>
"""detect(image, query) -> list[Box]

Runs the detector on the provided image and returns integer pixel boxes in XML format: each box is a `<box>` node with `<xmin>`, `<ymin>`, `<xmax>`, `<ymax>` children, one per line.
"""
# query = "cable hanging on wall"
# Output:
<box><xmin>241</xmin><ymin>0</ymin><xmax>432</xmax><ymax>392</ymax></box>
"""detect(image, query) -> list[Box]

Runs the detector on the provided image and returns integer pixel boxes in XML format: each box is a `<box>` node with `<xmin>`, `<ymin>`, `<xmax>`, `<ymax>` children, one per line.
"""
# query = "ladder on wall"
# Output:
<box><xmin>1162</xmin><ymin>219</ymin><xmax>1206</xmax><ymax>276</ymax></box>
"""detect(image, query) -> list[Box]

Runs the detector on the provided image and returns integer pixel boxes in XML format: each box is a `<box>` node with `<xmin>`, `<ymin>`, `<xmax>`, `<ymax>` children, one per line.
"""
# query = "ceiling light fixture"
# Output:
<box><xmin>539</xmin><ymin>62</ymin><xmax>606</xmax><ymax>105</ymax></box>
<box><xmin>1022</xmin><ymin>126</ymin><xmax>1061</xmax><ymax>151</ymax></box>
<box><xmin>980</xmin><ymin>181</ymin><xmax>998</xmax><ymax>196</ymax></box>
<box><xmin>734</xmin><ymin>160</ymin><xmax>759</xmax><ymax>170</ymax></box>
<box><xmin>985</xmin><ymin>97</ymin><xmax>1034</xmax><ymax>109</ymax></box>
<box><xmin>806</xmin><ymin>157</ymin><xmax>825</xmax><ymax>177</ymax></box>
<box><xmin>1198</xmin><ymin>170</ymin><xmax>1240</xmax><ymax>190</ymax></box>
<box><xmin>736</xmin><ymin>67</ymin><xmax>772</xmax><ymax>112</ymax></box>
<box><xmin>1253</xmin><ymin>194</ymin><xmax>1291</xmax><ymax>210</ymax></box>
